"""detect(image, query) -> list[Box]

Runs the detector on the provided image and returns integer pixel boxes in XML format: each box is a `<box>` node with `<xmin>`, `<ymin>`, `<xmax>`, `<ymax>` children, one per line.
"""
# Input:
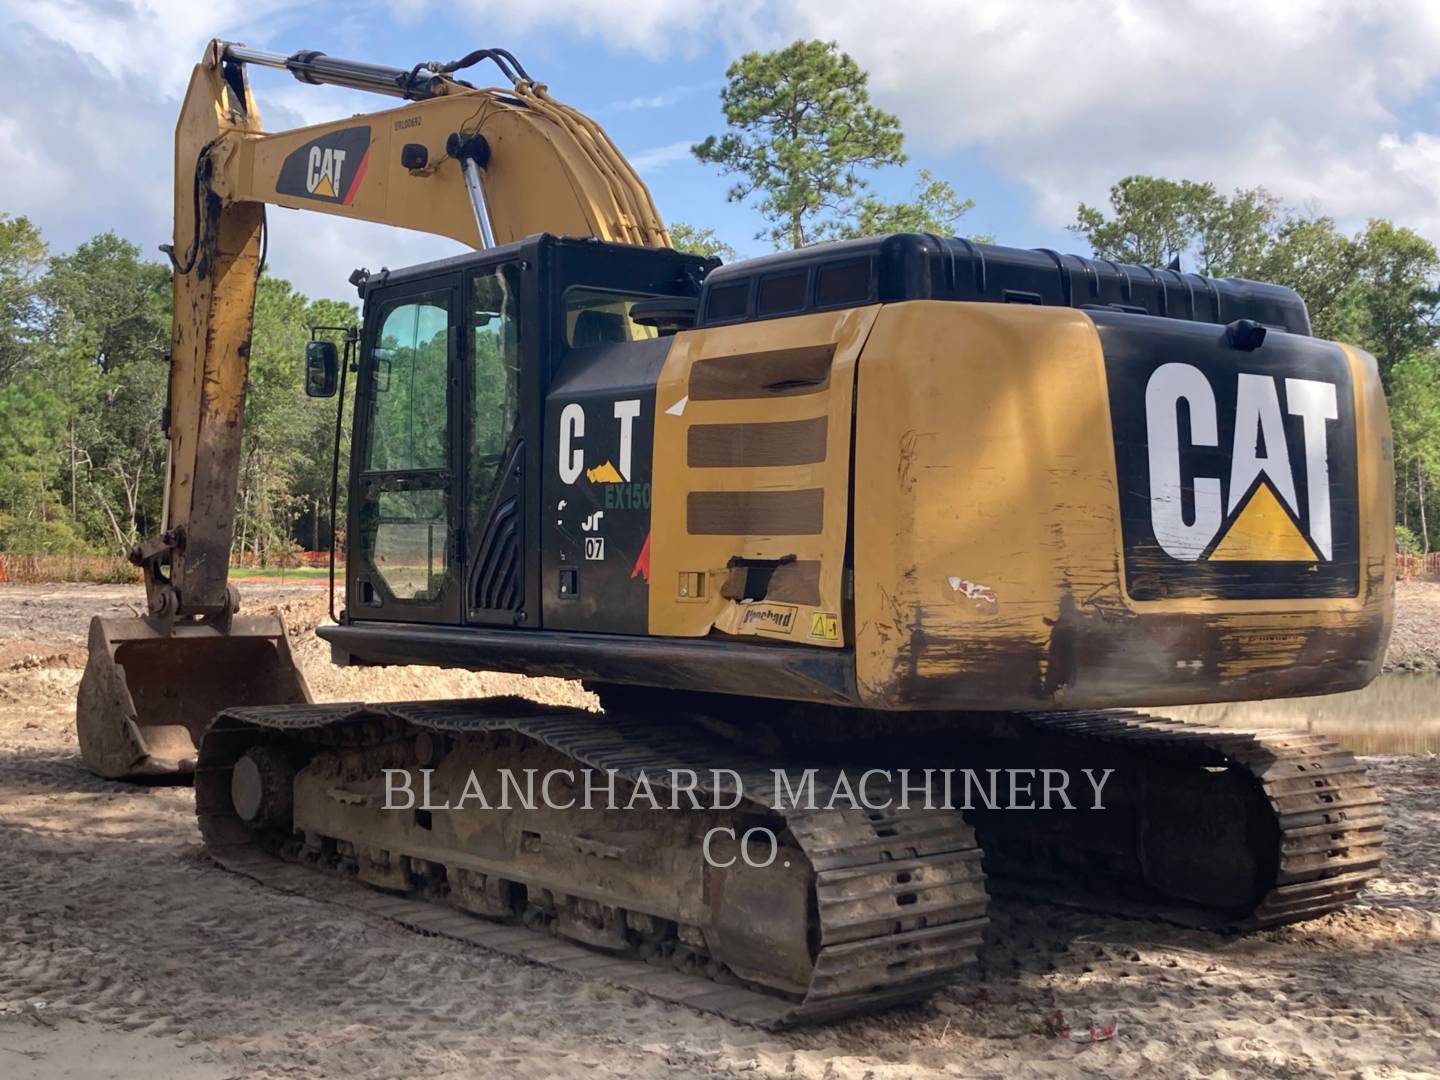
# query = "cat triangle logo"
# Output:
<box><xmin>1111</xmin><ymin>343</ymin><xmax>1358</xmax><ymax>602</ymax></box>
<box><xmin>311</xmin><ymin>172</ymin><xmax>337</xmax><ymax>198</ymax></box>
<box><xmin>1207</xmin><ymin>479</ymin><xmax>1321</xmax><ymax>562</ymax></box>
<box><xmin>1145</xmin><ymin>363</ymin><xmax>1338</xmax><ymax>564</ymax></box>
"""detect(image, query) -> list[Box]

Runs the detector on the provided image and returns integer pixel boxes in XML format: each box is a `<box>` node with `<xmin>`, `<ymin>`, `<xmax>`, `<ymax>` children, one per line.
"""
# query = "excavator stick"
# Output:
<box><xmin>76</xmin><ymin>613</ymin><xmax>311</xmax><ymax>780</ymax></box>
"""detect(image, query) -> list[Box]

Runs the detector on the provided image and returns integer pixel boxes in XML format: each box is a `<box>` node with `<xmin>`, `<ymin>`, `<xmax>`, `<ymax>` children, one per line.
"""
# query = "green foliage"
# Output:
<box><xmin>0</xmin><ymin>368</ymin><xmax>68</xmax><ymax>551</ymax></box>
<box><xmin>1396</xmin><ymin>524</ymin><xmax>1422</xmax><ymax>555</ymax></box>
<box><xmin>835</xmin><ymin>170</ymin><xmax>975</xmax><ymax>241</ymax></box>
<box><xmin>694</xmin><ymin>40</ymin><xmax>906</xmax><ymax>249</ymax></box>
<box><xmin>1339</xmin><ymin>221</ymin><xmax>1440</xmax><ymax>385</ymax></box>
<box><xmin>668</xmin><ymin>223</ymin><xmax>736</xmax><ymax>261</ymax></box>
<box><xmin>42</xmin><ymin>233</ymin><xmax>169</xmax><ymax>372</ymax></box>
<box><xmin>0</xmin><ymin>216</ymin><xmax>356</xmax><ymax>561</ymax></box>
<box><xmin>1072</xmin><ymin>181</ymin><xmax>1440</xmax><ymax>358</ymax></box>
<box><xmin>236</xmin><ymin>277</ymin><xmax>358</xmax><ymax>563</ymax></box>
<box><xmin>692</xmin><ymin>42</ymin><xmax>974</xmax><ymax>248</ymax></box>
<box><xmin>39</xmin><ymin>233</ymin><xmax>171</xmax><ymax>551</ymax></box>
<box><xmin>1388</xmin><ymin>353</ymin><xmax>1440</xmax><ymax>551</ymax></box>
<box><xmin>0</xmin><ymin>509</ymin><xmax>88</xmax><ymax>554</ymax></box>
<box><xmin>1253</xmin><ymin>214</ymin><xmax>1358</xmax><ymax>341</ymax></box>
<box><xmin>0</xmin><ymin>214</ymin><xmax>47</xmax><ymax>382</ymax></box>
<box><xmin>1071</xmin><ymin>176</ymin><xmax>1280</xmax><ymax>277</ymax></box>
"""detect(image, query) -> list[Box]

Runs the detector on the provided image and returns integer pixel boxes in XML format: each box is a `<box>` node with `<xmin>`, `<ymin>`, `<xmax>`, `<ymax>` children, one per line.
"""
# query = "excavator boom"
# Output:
<box><xmin>77</xmin><ymin>40</ymin><xmax>669</xmax><ymax>777</ymax></box>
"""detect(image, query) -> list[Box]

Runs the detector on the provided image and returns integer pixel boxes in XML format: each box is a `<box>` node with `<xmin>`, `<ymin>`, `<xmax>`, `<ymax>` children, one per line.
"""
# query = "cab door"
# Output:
<box><xmin>348</xmin><ymin>275</ymin><xmax>464</xmax><ymax>623</ymax></box>
<box><xmin>463</xmin><ymin>260</ymin><xmax>533</xmax><ymax>626</ymax></box>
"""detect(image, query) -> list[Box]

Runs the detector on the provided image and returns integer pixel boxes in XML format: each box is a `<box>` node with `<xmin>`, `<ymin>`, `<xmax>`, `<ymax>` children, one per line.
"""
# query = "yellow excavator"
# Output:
<box><xmin>77</xmin><ymin>40</ymin><xmax>1393</xmax><ymax>1026</ymax></box>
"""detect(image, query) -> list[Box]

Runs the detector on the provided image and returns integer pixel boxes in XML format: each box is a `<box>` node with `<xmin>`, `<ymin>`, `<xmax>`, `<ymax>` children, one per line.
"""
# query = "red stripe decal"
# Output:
<box><xmin>342</xmin><ymin>148</ymin><xmax>370</xmax><ymax>205</ymax></box>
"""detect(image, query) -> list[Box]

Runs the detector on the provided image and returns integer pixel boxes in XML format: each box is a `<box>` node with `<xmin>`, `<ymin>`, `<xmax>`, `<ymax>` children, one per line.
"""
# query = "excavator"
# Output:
<box><xmin>75</xmin><ymin>40</ymin><xmax>1393</xmax><ymax>1027</ymax></box>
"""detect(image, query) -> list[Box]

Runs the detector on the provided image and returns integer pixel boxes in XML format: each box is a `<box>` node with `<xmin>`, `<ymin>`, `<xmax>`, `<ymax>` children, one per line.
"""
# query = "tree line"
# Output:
<box><xmin>0</xmin><ymin>38</ymin><xmax>1437</xmax><ymax>559</ymax></box>
<box><xmin>0</xmin><ymin>221</ymin><xmax>354</xmax><ymax>561</ymax></box>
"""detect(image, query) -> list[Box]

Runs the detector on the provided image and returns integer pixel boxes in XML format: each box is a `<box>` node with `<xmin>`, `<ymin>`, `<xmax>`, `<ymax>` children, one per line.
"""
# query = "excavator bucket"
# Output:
<box><xmin>76</xmin><ymin>613</ymin><xmax>312</xmax><ymax>780</ymax></box>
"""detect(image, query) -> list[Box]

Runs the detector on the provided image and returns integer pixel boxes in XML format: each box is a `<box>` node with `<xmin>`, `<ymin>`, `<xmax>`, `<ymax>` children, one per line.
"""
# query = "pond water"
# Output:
<box><xmin>1162</xmin><ymin>673</ymin><xmax>1440</xmax><ymax>755</ymax></box>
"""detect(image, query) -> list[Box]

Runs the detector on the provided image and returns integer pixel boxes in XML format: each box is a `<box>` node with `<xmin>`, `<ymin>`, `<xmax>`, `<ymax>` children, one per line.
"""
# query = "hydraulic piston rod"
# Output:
<box><xmin>220</xmin><ymin>44</ymin><xmax>448</xmax><ymax>100</ymax></box>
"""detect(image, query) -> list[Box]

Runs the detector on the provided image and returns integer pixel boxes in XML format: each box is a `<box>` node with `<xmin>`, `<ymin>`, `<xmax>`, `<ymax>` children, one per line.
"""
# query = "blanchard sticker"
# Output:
<box><xmin>739</xmin><ymin>602</ymin><xmax>797</xmax><ymax>635</ymax></box>
<box><xmin>1099</xmin><ymin>313</ymin><xmax>1359</xmax><ymax>600</ymax></box>
<box><xmin>275</xmin><ymin>126</ymin><xmax>372</xmax><ymax>205</ymax></box>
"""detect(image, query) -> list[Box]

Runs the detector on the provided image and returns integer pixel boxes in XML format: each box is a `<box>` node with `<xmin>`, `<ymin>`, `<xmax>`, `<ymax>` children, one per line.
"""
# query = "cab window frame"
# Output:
<box><xmin>467</xmin><ymin>262</ymin><xmax>524</xmax><ymax>511</ymax></box>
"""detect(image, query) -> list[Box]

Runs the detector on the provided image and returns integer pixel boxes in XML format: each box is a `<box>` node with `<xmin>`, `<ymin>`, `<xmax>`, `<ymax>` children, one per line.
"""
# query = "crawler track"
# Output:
<box><xmin>965</xmin><ymin>711</ymin><xmax>1385</xmax><ymax>927</ymax></box>
<box><xmin>193</xmin><ymin>699</ymin><xmax>1384</xmax><ymax>1027</ymax></box>
<box><xmin>195</xmin><ymin>698</ymin><xmax>989</xmax><ymax>1029</ymax></box>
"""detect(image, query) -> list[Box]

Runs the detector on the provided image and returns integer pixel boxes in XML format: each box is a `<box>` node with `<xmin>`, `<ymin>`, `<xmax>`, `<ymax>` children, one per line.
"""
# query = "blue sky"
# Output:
<box><xmin>2</xmin><ymin>1</ymin><xmax>1439</xmax><ymax>302</ymax></box>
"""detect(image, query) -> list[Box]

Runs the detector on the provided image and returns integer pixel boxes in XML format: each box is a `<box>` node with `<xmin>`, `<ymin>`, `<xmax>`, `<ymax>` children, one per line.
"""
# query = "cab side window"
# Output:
<box><xmin>368</xmin><ymin>297</ymin><xmax>450</xmax><ymax>472</ymax></box>
<box><xmin>360</xmin><ymin>292</ymin><xmax>452</xmax><ymax>602</ymax></box>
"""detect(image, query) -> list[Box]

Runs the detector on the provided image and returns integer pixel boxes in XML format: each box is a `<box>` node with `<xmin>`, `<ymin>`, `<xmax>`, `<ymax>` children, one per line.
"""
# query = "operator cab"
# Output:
<box><xmin>309</xmin><ymin>234</ymin><xmax>714</xmax><ymax>637</ymax></box>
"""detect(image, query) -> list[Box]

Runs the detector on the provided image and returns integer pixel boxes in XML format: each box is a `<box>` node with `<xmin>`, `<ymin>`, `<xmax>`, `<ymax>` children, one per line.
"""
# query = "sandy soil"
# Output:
<box><xmin>1388</xmin><ymin>579</ymin><xmax>1440</xmax><ymax>670</ymax></box>
<box><xmin>1</xmin><ymin>582</ymin><xmax>1438</xmax><ymax>1078</ymax></box>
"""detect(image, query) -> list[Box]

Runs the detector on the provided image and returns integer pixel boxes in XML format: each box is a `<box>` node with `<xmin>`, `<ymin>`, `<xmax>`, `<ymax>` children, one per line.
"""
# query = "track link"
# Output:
<box><xmin>968</xmin><ymin>710</ymin><xmax>1385</xmax><ymax>927</ymax></box>
<box><xmin>195</xmin><ymin>698</ymin><xmax>988</xmax><ymax>1028</ymax></box>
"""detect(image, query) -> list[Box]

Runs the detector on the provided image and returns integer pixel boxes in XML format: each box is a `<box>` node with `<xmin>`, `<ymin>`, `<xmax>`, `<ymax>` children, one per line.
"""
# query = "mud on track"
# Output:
<box><xmin>1</xmin><ymin>582</ymin><xmax>1438</xmax><ymax>1078</ymax></box>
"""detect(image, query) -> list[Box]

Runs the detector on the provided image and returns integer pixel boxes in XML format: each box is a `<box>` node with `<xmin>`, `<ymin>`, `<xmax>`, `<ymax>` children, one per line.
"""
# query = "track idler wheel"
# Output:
<box><xmin>231</xmin><ymin>747</ymin><xmax>299</xmax><ymax>829</ymax></box>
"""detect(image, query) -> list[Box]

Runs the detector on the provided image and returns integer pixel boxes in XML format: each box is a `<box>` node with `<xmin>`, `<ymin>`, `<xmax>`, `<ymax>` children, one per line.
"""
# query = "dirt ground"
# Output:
<box><xmin>1</xmin><ymin>582</ymin><xmax>1438</xmax><ymax>1078</ymax></box>
<box><xmin>1387</xmin><ymin>579</ymin><xmax>1440</xmax><ymax>670</ymax></box>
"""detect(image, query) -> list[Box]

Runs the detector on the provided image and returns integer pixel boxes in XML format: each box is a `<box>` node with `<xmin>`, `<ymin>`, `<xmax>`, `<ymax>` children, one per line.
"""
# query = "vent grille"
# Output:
<box><xmin>470</xmin><ymin>442</ymin><xmax>524</xmax><ymax>616</ymax></box>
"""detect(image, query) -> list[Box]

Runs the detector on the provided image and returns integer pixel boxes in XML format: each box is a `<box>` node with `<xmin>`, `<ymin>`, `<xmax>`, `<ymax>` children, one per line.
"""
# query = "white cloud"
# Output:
<box><xmin>264</xmin><ymin>212</ymin><xmax>466</xmax><ymax>302</ymax></box>
<box><xmin>449</xmin><ymin>0</ymin><xmax>1440</xmax><ymax>245</ymax></box>
<box><xmin>0</xmin><ymin>28</ymin><xmax>174</xmax><ymax>254</ymax></box>
<box><xmin>779</xmin><ymin>0</ymin><xmax>1440</xmax><ymax>239</ymax></box>
<box><xmin>450</xmin><ymin>0</ymin><xmax>762</xmax><ymax>57</ymax></box>
<box><xmin>607</xmin><ymin>81</ymin><xmax>719</xmax><ymax>112</ymax></box>
<box><xmin>5</xmin><ymin>0</ymin><xmax>300</xmax><ymax>85</ymax></box>
<box><xmin>627</xmin><ymin>139</ymin><xmax>699</xmax><ymax>171</ymax></box>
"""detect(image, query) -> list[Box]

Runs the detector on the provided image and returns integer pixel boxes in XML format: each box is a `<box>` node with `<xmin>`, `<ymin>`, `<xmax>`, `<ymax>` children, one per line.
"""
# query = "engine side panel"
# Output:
<box><xmin>644</xmin><ymin>307</ymin><xmax>875</xmax><ymax>648</ymax></box>
<box><xmin>852</xmin><ymin>301</ymin><xmax>1393</xmax><ymax>710</ymax></box>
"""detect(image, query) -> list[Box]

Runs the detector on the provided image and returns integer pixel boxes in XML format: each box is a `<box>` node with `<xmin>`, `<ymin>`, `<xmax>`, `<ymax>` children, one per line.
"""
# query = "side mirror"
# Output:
<box><xmin>304</xmin><ymin>340</ymin><xmax>339</xmax><ymax>398</ymax></box>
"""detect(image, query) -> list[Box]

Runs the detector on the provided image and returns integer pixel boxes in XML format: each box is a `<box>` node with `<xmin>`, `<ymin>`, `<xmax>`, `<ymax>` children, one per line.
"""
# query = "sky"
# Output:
<box><xmin>2</xmin><ymin>0</ymin><xmax>1440</xmax><ymax>303</ymax></box>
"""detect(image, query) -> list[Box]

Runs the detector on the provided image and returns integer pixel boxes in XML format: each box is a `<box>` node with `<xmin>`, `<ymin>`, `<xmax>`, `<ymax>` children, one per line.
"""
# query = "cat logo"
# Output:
<box><xmin>559</xmin><ymin>399</ymin><xmax>643</xmax><ymax>484</ymax></box>
<box><xmin>1102</xmin><ymin>320</ymin><xmax>1359</xmax><ymax>601</ymax></box>
<box><xmin>307</xmin><ymin>146</ymin><xmax>347</xmax><ymax>198</ymax></box>
<box><xmin>275</xmin><ymin>126</ymin><xmax>372</xmax><ymax>206</ymax></box>
<box><xmin>1146</xmin><ymin>364</ymin><xmax>1336</xmax><ymax>563</ymax></box>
